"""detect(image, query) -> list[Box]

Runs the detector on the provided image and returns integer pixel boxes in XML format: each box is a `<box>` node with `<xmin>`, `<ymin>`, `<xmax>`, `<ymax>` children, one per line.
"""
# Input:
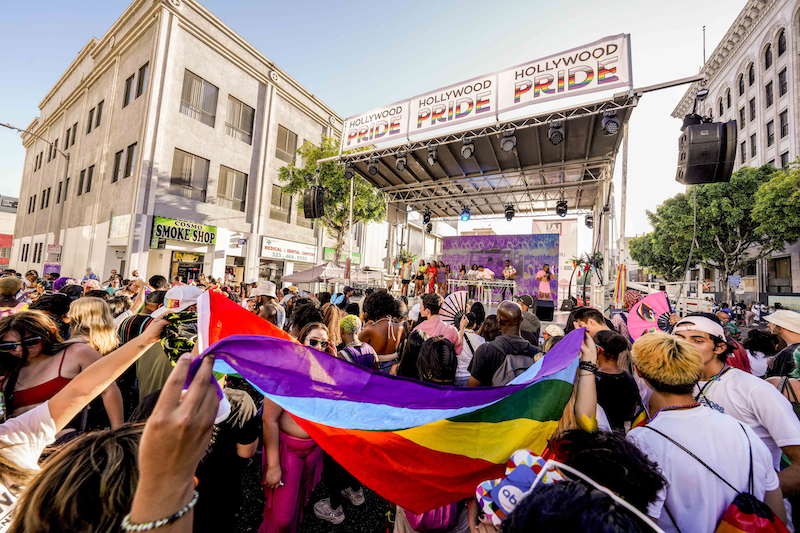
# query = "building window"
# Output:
<box><xmin>270</xmin><ymin>184</ymin><xmax>291</xmax><ymax>223</ymax></box>
<box><xmin>718</xmin><ymin>98</ymin><xmax>723</xmax><ymax>117</ymax></box>
<box><xmin>123</xmin><ymin>75</ymin><xmax>134</xmax><ymax>108</ymax></box>
<box><xmin>64</xmin><ymin>178</ymin><xmax>69</xmax><ymax>200</ymax></box>
<box><xmin>85</xmin><ymin>165</ymin><xmax>94</xmax><ymax>193</ymax></box>
<box><xmin>276</xmin><ymin>125</ymin><xmax>297</xmax><ymax>163</ymax></box>
<box><xmin>225</xmin><ymin>96</ymin><xmax>255</xmax><ymax>145</ymax></box>
<box><xmin>38</xmin><ymin>151</ymin><xmax>43</xmax><ymax>170</ymax></box>
<box><xmin>56</xmin><ymin>181</ymin><xmax>62</xmax><ymax>204</ymax></box>
<box><xmin>47</xmin><ymin>145</ymin><xmax>52</xmax><ymax>163</ymax></box>
<box><xmin>40</xmin><ymin>192</ymin><xmax>45</xmax><ymax>210</ymax></box>
<box><xmin>95</xmin><ymin>100</ymin><xmax>104</xmax><ymax>128</ymax></box>
<box><xmin>53</xmin><ymin>140</ymin><xmax>58</xmax><ymax>159</ymax></box>
<box><xmin>765</xmin><ymin>81</ymin><xmax>773</xmax><ymax>108</ymax></box>
<box><xmin>749</xmin><ymin>98</ymin><xmax>756</xmax><ymax>121</ymax></box>
<box><xmin>70</xmin><ymin>123</ymin><xmax>77</xmax><ymax>146</ymax></box>
<box><xmin>767</xmin><ymin>120</ymin><xmax>775</xmax><ymax>147</ymax></box>
<box><xmin>169</xmin><ymin>148</ymin><xmax>209</xmax><ymax>202</ymax></box>
<box><xmin>778</xmin><ymin>30</ymin><xmax>786</xmax><ymax>56</ymax></box>
<box><xmin>767</xmin><ymin>256</ymin><xmax>792</xmax><ymax>293</ymax></box>
<box><xmin>740</xmin><ymin>142</ymin><xmax>747</xmax><ymax>164</ymax></box>
<box><xmin>45</xmin><ymin>187</ymin><xmax>50</xmax><ymax>208</ymax></box>
<box><xmin>781</xmin><ymin>151</ymin><xmax>790</xmax><ymax>168</ymax></box>
<box><xmin>296</xmin><ymin>215</ymin><xmax>313</xmax><ymax>229</ymax></box>
<box><xmin>136</xmin><ymin>63</ymin><xmax>148</xmax><ymax>98</ymax></box>
<box><xmin>739</xmin><ymin>107</ymin><xmax>745</xmax><ymax>130</ymax></box>
<box><xmin>112</xmin><ymin>150</ymin><xmax>123</xmax><ymax>183</ymax></box>
<box><xmin>218</xmin><ymin>166</ymin><xmax>248</xmax><ymax>212</ymax></box>
<box><xmin>764</xmin><ymin>44</ymin><xmax>773</xmax><ymax>69</ymax></box>
<box><xmin>0</xmin><ymin>248</ymin><xmax>10</xmax><ymax>259</ymax></box>
<box><xmin>78</xmin><ymin>169</ymin><xmax>85</xmax><ymax>196</ymax></box>
<box><xmin>180</xmin><ymin>70</ymin><xmax>218</xmax><ymax>127</ymax></box>
<box><xmin>64</xmin><ymin>129</ymin><xmax>70</xmax><ymax>149</ymax></box>
<box><xmin>779</xmin><ymin>68</ymin><xmax>787</xmax><ymax>97</ymax></box>
<box><xmin>738</xmin><ymin>74</ymin><xmax>745</xmax><ymax>96</ymax></box>
<box><xmin>768</xmin><ymin>159</ymin><xmax>776</xmax><ymax>167</ymax></box>
<box><xmin>86</xmin><ymin>107</ymin><xmax>95</xmax><ymax>134</ymax></box>
<box><xmin>780</xmin><ymin>110</ymin><xmax>788</xmax><ymax>138</ymax></box>
<box><xmin>726</xmin><ymin>89</ymin><xmax>731</xmax><ymax>109</ymax></box>
<box><xmin>124</xmin><ymin>143</ymin><xmax>137</xmax><ymax>178</ymax></box>
<box><xmin>750</xmin><ymin>133</ymin><xmax>757</xmax><ymax>157</ymax></box>
<box><xmin>748</xmin><ymin>63</ymin><xmax>755</xmax><ymax>86</ymax></box>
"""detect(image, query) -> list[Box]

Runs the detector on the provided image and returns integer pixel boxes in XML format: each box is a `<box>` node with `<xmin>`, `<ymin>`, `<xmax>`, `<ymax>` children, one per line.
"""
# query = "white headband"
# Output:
<box><xmin>675</xmin><ymin>316</ymin><xmax>725</xmax><ymax>339</ymax></box>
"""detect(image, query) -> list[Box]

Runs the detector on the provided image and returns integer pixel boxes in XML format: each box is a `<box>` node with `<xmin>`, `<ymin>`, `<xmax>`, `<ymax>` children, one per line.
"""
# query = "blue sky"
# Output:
<box><xmin>0</xmin><ymin>0</ymin><xmax>743</xmax><ymax>242</ymax></box>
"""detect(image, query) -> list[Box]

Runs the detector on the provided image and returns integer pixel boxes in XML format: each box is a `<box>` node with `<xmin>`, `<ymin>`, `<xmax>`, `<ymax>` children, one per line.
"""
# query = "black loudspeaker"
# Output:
<box><xmin>535</xmin><ymin>300</ymin><xmax>555</xmax><ymax>322</ymax></box>
<box><xmin>303</xmin><ymin>186</ymin><xmax>325</xmax><ymax>219</ymax></box>
<box><xmin>676</xmin><ymin>120</ymin><xmax>737</xmax><ymax>185</ymax></box>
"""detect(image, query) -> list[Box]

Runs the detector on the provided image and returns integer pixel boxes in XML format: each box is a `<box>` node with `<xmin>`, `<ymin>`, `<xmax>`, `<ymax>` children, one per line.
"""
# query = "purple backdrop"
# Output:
<box><xmin>442</xmin><ymin>234</ymin><xmax>559</xmax><ymax>302</ymax></box>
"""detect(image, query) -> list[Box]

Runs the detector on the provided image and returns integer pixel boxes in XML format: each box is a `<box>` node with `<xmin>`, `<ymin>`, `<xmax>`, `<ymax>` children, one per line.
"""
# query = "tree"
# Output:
<box><xmin>630</xmin><ymin>165</ymin><xmax>780</xmax><ymax>302</ymax></box>
<box><xmin>753</xmin><ymin>162</ymin><xmax>800</xmax><ymax>248</ymax></box>
<box><xmin>278</xmin><ymin>136</ymin><xmax>386</xmax><ymax>264</ymax></box>
<box><xmin>629</xmin><ymin>233</ymin><xmax>685</xmax><ymax>282</ymax></box>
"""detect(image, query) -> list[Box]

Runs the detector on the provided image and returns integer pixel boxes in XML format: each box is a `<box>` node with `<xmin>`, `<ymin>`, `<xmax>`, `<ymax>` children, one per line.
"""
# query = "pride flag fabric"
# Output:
<box><xmin>197</xmin><ymin>291</ymin><xmax>582</xmax><ymax>513</ymax></box>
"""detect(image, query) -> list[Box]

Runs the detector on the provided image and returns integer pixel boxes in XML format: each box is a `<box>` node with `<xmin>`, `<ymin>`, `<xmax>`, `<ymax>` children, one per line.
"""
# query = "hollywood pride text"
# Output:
<box><xmin>345</xmin><ymin>107</ymin><xmax>404</xmax><ymax>147</ymax></box>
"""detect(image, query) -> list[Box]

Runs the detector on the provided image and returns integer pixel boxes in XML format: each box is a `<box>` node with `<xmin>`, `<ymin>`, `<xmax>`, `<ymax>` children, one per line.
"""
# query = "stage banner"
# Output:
<box><xmin>408</xmin><ymin>73</ymin><xmax>497</xmax><ymax>136</ymax></box>
<box><xmin>497</xmin><ymin>34</ymin><xmax>631</xmax><ymax>115</ymax></box>
<box><xmin>341</xmin><ymin>100</ymin><xmax>410</xmax><ymax>151</ymax></box>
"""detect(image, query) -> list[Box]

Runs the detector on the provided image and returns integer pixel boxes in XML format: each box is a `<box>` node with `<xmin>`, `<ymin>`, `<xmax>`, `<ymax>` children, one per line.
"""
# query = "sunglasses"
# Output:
<box><xmin>0</xmin><ymin>336</ymin><xmax>43</xmax><ymax>352</ymax></box>
<box><xmin>307</xmin><ymin>338</ymin><xmax>332</xmax><ymax>351</ymax></box>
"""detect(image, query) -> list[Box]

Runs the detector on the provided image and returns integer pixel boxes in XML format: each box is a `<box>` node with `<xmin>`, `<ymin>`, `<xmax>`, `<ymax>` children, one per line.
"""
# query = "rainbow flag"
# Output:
<box><xmin>198</xmin><ymin>291</ymin><xmax>582</xmax><ymax>513</ymax></box>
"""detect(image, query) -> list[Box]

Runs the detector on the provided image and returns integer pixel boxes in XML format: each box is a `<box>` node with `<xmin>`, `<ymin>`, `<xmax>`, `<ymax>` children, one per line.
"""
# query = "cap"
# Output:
<box><xmin>765</xmin><ymin>310</ymin><xmax>800</xmax><ymax>335</ymax></box>
<box><xmin>409</xmin><ymin>303</ymin><xmax>421</xmax><ymax>322</ymax></box>
<box><xmin>287</xmin><ymin>286</ymin><xmax>299</xmax><ymax>294</ymax></box>
<box><xmin>251</xmin><ymin>280</ymin><xmax>277</xmax><ymax>298</ymax></box>
<box><xmin>674</xmin><ymin>315</ymin><xmax>726</xmax><ymax>339</ymax></box>
<box><xmin>247</xmin><ymin>277</ymin><xmax>258</xmax><ymax>285</ymax></box>
<box><xmin>545</xmin><ymin>324</ymin><xmax>565</xmax><ymax>337</ymax></box>
<box><xmin>151</xmin><ymin>285</ymin><xmax>204</xmax><ymax>318</ymax></box>
<box><xmin>515</xmin><ymin>295</ymin><xmax>534</xmax><ymax>307</ymax></box>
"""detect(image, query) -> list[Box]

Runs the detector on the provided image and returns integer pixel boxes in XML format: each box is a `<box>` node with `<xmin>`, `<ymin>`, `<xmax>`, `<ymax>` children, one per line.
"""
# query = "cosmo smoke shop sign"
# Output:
<box><xmin>341</xmin><ymin>34</ymin><xmax>631</xmax><ymax>151</ymax></box>
<box><xmin>151</xmin><ymin>217</ymin><xmax>217</xmax><ymax>247</ymax></box>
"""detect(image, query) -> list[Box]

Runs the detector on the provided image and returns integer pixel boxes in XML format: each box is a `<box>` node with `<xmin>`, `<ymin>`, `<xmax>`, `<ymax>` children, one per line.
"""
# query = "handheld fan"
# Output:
<box><xmin>439</xmin><ymin>291</ymin><xmax>469</xmax><ymax>327</ymax></box>
<box><xmin>627</xmin><ymin>291</ymin><xmax>673</xmax><ymax>341</ymax></box>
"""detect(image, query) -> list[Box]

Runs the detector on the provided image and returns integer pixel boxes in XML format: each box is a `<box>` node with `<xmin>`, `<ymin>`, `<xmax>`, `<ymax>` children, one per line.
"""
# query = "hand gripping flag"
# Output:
<box><xmin>197</xmin><ymin>290</ymin><xmax>582</xmax><ymax>513</ymax></box>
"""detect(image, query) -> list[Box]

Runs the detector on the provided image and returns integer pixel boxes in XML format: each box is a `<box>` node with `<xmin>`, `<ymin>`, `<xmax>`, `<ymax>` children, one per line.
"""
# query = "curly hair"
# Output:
<box><xmin>362</xmin><ymin>289</ymin><xmax>401</xmax><ymax>322</ymax></box>
<box><xmin>290</xmin><ymin>298</ymin><xmax>323</xmax><ymax>333</ymax></box>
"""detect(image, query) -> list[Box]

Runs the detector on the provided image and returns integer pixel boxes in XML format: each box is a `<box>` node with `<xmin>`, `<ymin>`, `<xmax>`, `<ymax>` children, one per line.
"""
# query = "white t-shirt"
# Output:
<box><xmin>457</xmin><ymin>331</ymin><xmax>485</xmax><ymax>380</ymax></box>
<box><xmin>747</xmin><ymin>350</ymin><xmax>769</xmax><ymax>378</ymax></box>
<box><xmin>628</xmin><ymin>407</ymin><xmax>779</xmax><ymax>533</ymax></box>
<box><xmin>0</xmin><ymin>402</ymin><xmax>57</xmax><ymax>530</ymax></box>
<box><xmin>695</xmin><ymin>367</ymin><xmax>800</xmax><ymax>468</ymax></box>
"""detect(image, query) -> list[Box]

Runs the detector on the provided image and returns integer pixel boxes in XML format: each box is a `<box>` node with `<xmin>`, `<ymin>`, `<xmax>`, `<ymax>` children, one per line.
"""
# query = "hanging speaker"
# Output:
<box><xmin>676</xmin><ymin>120</ymin><xmax>737</xmax><ymax>185</ymax></box>
<box><xmin>303</xmin><ymin>186</ymin><xmax>325</xmax><ymax>219</ymax></box>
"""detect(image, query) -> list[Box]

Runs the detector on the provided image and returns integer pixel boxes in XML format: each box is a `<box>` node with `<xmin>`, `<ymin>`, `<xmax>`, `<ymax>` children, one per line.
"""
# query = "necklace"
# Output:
<box><xmin>650</xmin><ymin>402</ymin><xmax>700</xmax><ymax>422</ymax></box>
<box><xmin>694</xmin><ymin>363</ymin><xmax>729</xmax><ymax>402</ymax></box>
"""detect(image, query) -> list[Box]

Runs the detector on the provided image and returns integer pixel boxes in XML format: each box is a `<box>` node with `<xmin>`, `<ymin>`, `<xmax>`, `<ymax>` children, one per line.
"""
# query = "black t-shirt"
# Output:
<box><xmin>767</xmin><ymin>342</ymin><xmax>800</xmax><ymax>378</ymax></box>
<box><xmin>595</xmin><ymin>371</ymin><xmax>640</xmax><ymax>431</ymax></box>
<box><xmin>468</xmin><ymin>334</ymin><xmax>542</xmax><ymax>386</ymax></box>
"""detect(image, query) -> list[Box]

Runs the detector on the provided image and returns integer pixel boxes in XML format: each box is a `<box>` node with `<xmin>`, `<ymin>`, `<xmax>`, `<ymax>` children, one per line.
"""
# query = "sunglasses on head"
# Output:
<box><xmin>308</xmin><ymin>338</ymin><xmax>331</xmax><ymax>351</ymax></box>
<box><xmin>0</xmin><ymin>336</ymin><xmax>43</xmax><ymax>352</ymax></box>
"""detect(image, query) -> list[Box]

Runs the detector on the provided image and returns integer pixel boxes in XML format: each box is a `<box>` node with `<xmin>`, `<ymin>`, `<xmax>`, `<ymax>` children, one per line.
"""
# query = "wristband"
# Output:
<box><xmin>579</xmin><ymin>361</ymin><xmax>598</xmax><ymax>374</ymax></box>
<box><xmin>121</xmin><ymin>490</ymin><xmax>199</xmax><ymax>531</ymax></box>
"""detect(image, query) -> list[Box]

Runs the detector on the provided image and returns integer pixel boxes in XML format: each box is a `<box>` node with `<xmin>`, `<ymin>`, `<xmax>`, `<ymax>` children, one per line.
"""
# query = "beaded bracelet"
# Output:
<box><xmin>121</xmin><ymin>490</ymin><xmax>199</xmax><ymax>532</ymax></box>
<box><xmin>578</xmin><ymin>361</ymin><xmax>598</xmax><ymax>374</ymax></box>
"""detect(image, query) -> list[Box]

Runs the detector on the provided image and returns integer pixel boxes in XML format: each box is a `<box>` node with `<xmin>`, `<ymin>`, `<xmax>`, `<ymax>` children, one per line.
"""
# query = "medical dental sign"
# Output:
<box><xmin>341</xmin><ymin>34</ymin><xmax>631</xmax><ymax>151</ymax></box>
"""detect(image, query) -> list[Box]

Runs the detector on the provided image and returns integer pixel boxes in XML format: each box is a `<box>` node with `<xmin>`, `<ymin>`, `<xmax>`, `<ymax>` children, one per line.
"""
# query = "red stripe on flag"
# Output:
<box><xmin>205</xmin><ymin>290</ymin><xmax>296</xmax><ymax>345</ymax></box>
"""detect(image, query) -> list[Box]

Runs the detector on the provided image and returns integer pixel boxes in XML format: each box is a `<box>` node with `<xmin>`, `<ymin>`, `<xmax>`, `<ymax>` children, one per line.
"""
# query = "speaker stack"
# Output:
<box><xmin>676</xmin><ymin>120</ymin><xmax>738</xmax><ymax>185</ymax></box>
<box><xmin>303</xmin><ymin>186</ymin><xmax>325</xmax><ymax>219</ymax></box>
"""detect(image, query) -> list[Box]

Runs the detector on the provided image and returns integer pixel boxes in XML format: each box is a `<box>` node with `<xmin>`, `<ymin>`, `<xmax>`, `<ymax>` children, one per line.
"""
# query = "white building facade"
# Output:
<box><xmin>672</xmin><ymin>0</ymin><xmax>800</xmax><ymax>302</ymax></box>
<box><xmin>12</xmin><ymin>0</ymin><xmax>343</xmax><ymax>285</ymax></box>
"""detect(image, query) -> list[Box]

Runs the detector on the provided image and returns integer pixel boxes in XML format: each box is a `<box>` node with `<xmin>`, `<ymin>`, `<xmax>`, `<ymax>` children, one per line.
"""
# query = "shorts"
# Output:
<box><xmin>402</xmin><ymin>279</ymin><xmax>410</xmax><ymax>284</ymax></box>
<box><xmin>416</xmin><ymin>275</ymin><xmax>424</xmax><ymax>280</ymax></box>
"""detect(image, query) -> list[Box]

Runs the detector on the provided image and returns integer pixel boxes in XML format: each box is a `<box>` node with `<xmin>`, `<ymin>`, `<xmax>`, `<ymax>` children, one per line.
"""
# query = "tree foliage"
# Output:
<box><xmin>629</xmin><ymin>233</ymin><xmax>685</xmax><ymax>282</ymax></box>
<box><xmin>278</xmin><ymin>136</ymin><xmax>386</xmax><ymax>264</ymax></box>
<box><xmin>753</xmin><ymin>162</ymin><xmax>800</xmax><ymax>249</ymax></box>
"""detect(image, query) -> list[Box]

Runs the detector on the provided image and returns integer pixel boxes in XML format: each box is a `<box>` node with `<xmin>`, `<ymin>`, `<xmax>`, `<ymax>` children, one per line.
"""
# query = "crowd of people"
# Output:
<box><xmin>0</xmin><ymin>264</ymin><xmax>799</xmax><ymax>532</ymax></box>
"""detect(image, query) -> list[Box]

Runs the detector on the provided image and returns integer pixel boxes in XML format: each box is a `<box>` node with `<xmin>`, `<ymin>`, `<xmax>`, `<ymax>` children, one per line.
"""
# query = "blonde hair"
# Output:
<box><xmin>0</xmin><ymin>277</ymin><xmax>23</xmax><ymax>298</ymax></box>
<box><xmin>631</xmin><ymin>331</ymin><xmax>703</xmax><ymax>390</ymax></box>
<box><xmin>321</xmin><ymin>303</ymin><xmax>342</xmax><ymax>348</ymax></box>
<box><xmin>67</xmin><ymin>298</ymin><xmax>119</xmax><ymax>355</ymax></box>
<box><xmin>9</xmin><ymin>425</ymin><xmax>142</xmax><ymax>533</ymax></box>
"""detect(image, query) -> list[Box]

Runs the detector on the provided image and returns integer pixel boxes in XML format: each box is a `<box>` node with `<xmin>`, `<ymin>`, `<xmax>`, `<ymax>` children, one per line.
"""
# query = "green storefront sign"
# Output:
<box><xmin>150</xmin><ymin>216</ymin><xmax>217</xmax><ymax>248</ymax></box>
<box><xmin>323</xmin><ymin>247</ymin><xmax>361</xmax><ymax>265</ymax></box>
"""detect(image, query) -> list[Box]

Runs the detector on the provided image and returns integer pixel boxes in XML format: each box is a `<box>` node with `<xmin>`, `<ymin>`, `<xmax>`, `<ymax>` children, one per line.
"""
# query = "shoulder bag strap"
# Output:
<box><xmin>786</xmin><ymin>379</ymin><xmax>800</xmax><ymax>404</ymax></box>
<box><xmin>779</xmin><ymin>376</ymin><xmax>789</xmax><ymax>394</ymax></box>
<box><xmin>463</xmin><ymin>333</ymin><xmax>475</xmax><ymax>355</ymax></box>
<box><xmin>644</xmin><ymin>425</ymin><xmax>740</xmax><ymax>494</ymax></box>
<box><xmin>738</xmin><ymin>422</ymin><xmax>754</xmax><ymax>495</ymax></box>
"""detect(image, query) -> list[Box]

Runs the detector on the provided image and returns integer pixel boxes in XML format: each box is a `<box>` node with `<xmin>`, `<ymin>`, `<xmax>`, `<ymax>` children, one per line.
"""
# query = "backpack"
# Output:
<box><xmin>491</xmin><ymin>353</ymin><xmax>534</xmax><ymax>387</ymax></box>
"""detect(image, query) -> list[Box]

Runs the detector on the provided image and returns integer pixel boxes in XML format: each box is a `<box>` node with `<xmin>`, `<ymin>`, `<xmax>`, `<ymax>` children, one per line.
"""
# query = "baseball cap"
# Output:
<box><xmin>545</xmin><ymin>324</ymin><xmax>565</xmax><ymax>337</ymax></box>
<box><xmin>151</xmin><ymin>285</ymin><xmax>204</xmax><ymax>318</ymax></box>
<box><xmin>287</xmin><ymin>286</ymin><xmax>299</xmax><ymax>294</ymax></box>
<box><xmin>251</xmin><ymin>280</ymin><xmax>277</xmax><ymax>298</ymax></box>
<box><xmin>765</xmin><ymin>310</ymin><xmax>800</xmax><ymax>335</ymax></box>
<box><xmin>516</xmin><ymin>295</ymin><xmax>534</xmax><ymax>307</ymax></box>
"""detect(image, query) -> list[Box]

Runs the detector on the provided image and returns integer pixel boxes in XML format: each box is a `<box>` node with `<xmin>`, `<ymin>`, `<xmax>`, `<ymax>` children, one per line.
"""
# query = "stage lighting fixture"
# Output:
<box><xmin>427</xmin><ymin>145</ymin><xmax>438</xmax><ymax>166</ymax></box>
<box><xmin>556</xmin><ymin>200</ymin><xmax>568</xmax><ymax>217</ymax></box>
<box><xmin>461</xmin><ymin>135</ymin><xmax>475</xmax><ymax>159</ymax></box>
<box><xmin>461</xmin><ymin>207</ymin><xmax>471</xmax><ymax>222</ymax></box>
<box><xmin>344</xmin><ymin>161</ymin><xmax>354</xmax><ymax>180</ymax></box>
<box><xmin>396</xmin><ymin>150</ymin><xmax>407</xmax><ymax>172</ymax></box>
<box><xmin>505</xmin><ymin>204</ymin><xmax>515</xmax><ymax>221</ymax></box>
<box><xmin>585</xmin><ymin>214</ymin><xmax>594</xmax><ymax>229</ymax></box>
<box><xmin>602</xmin><ymin>111</ymin><xmax>620</xmax><ymax>136</ymax></box>
<box><xmin>426</xmin><ymin>222</ymin><xmax>433</xmax><ymax>233</ymax></box>
<box><xmin>548</xmin><ymin>121</ymin><xmax>564</xmax><ymax>145</ymax></box>
<box><xmin>500</xmin><ymin>130</ymin><xmax>517</xmax><ymax>152</ymax></box>
<box><xmin>368</xmin><ymin>154</ymin><xmax>380</xmax><ymax>176</ymax></box>
<box><xmin>423</xmin><ymin>209</ymin><xmax>431</xmax><ymax>225</ymax></box>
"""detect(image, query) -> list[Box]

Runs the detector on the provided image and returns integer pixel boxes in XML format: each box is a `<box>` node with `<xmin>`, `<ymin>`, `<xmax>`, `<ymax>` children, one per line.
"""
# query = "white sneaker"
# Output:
<box><xmin>313</xmin><ymin>498</ymin><xmax>345</xmax><ymax>524</ymax></box>
<box><xmin>341</xmin><ymin>487</ymin><xmax>365</xmax><ymax>506</ymax></box>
